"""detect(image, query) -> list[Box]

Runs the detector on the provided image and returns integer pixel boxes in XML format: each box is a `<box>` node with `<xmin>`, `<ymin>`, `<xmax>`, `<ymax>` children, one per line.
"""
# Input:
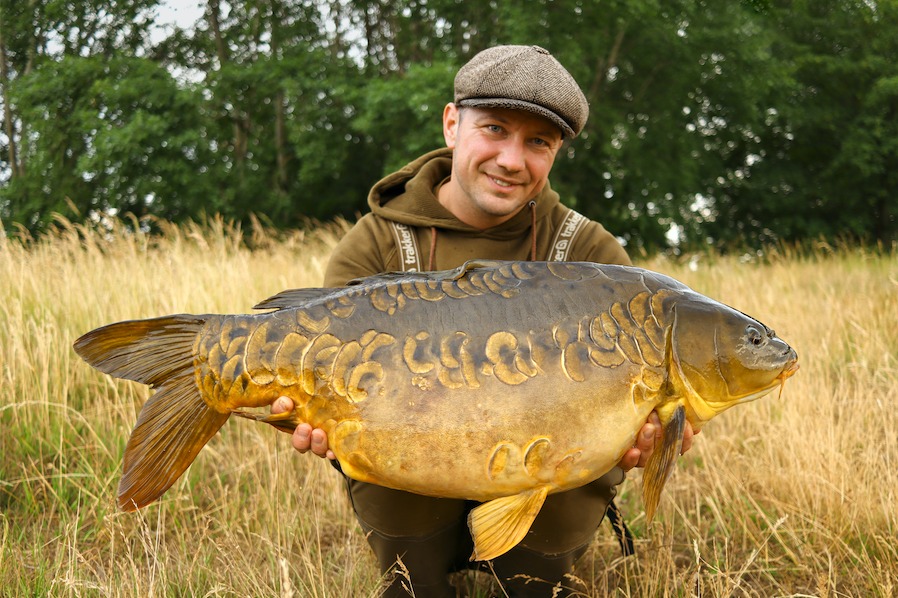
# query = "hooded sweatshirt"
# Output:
<box><xmin>324</xmin><ymin>148</ymin><xmax>631</xmax><ymax>286</ymax></box>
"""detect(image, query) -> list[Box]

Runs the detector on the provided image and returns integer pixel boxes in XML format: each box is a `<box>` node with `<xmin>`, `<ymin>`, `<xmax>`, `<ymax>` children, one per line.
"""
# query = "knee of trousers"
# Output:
<box><xmin>346</xmin><ymin>479</ymin><xmax>473</xmax><ymax>576</ymax></box>
<box><xmin>346</xmin><ymin>478</ymin><xmax>471</xmax><ymax>536</ymax></box>
<box><xmin>365</xmin><ymin>525</ymin><xmax>468</xmax><ymax>598</ymax></box>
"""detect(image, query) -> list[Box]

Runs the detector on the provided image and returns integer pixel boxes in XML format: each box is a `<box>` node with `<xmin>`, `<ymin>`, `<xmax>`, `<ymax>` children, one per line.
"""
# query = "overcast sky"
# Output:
<box><xmin>153</xmin><ymin>1</ymin><xmax>205</xmax><ymax>40</ymax></box>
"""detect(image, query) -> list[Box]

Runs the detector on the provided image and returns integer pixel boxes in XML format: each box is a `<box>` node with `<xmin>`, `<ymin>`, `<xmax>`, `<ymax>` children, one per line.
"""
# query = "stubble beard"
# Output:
<box><xmin>460</xmin><ymin>171</ymin><xmax>531</xmax><ymax>220</ymax></box>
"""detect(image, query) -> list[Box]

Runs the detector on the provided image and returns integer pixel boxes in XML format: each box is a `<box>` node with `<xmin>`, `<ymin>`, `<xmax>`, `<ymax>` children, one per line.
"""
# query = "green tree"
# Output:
<box><xmin>3</xmin><ymin>0</ymin><xmax>894</xmax><ymax>248</ymax></box>
<box><xmin>5</xmin><ymin>56</ymin><xmax>211</xmax><ymax>227</ymax></box>
<box><xmin>0</xmin><ymin>0</ymin><xmax>163</xmax><ymax>231</ymax></box>
<box><xmin>159</xmin><ymin>0</ymin><xmax>383</xmax><ymax>225</ymax></box>
<box><xmin>710</xmin><ymin>0</ymin><xmax>898</xmax><ymax>247</ymax></box>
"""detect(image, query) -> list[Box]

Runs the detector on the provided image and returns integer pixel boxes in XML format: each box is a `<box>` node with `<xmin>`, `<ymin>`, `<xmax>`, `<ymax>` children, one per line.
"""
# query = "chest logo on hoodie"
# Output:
<box><xmin>390</xmin><ymin>221</ymin><xmax>421</xmax><ymax>271</ymax></box>
<box><xmin>548</xmin><ymin>208</ymin><xmax>586</xmax><ymax>261</ymax></box>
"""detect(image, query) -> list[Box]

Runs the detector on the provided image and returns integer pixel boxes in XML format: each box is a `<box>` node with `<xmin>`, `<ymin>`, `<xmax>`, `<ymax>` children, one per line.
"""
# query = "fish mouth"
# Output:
<box><xmin>775</xmin><ymin>359</ymin><xmax>800</xmax><ymax>399</ymax></box>
<box><xmin>778</xmin><ymin>360</ymin><xmax>800</xmax><ymax>381</ymax></box>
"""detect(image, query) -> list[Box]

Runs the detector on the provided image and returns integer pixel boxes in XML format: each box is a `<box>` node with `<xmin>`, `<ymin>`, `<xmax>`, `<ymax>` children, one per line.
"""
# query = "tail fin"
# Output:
<box><xmin>74</xmin><ymin>315</ymin><xmax>230</xmax><ymax>511</ymax></box>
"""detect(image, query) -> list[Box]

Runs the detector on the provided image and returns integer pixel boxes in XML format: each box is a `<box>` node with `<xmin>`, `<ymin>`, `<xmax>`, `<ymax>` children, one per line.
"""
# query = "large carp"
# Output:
<box><xmin>74</xmin><ymin>260</ymin><xmax>798</xmax><ymax>560</ymax></box>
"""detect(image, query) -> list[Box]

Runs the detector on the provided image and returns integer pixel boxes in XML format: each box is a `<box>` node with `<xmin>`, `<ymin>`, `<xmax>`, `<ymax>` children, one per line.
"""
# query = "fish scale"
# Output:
<box><xmin>74</xmin><ymin>259</ymin><xmax>798</xmax><ymax>561</ymax></box>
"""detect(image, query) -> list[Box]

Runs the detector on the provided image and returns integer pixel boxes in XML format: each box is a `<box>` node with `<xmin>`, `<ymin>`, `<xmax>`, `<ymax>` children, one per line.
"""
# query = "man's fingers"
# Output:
<box><xmin>680</xmin><ymin>422</ymin><xmax>699</xmax><ymax>455</ymax></box>
<box><xmin>310</xmin><ymin>428</ymin><xmax>330</xmax><ymax>458</ymax></box>
<box><xmin>291</xmin><ymin>423</ymin><xmax>334</xmax><ymax>460</ymax></box>
<box><xmin>618</xmin><ymin>447</ymin><xmax>641</xmax><ymax>472</ymax></box>
<box><xmin>634</xmin><ymin>419</ymin><xmax>657</xmax><ymax>463</ymax></box>
<box><xmin>622</xmin><ymin>413</ymin><xmax>702</xmax><ymax>470</ymax></box>
<box><xmin>292</xmin><ymin>423</ymin><xmax>313</xmax><ymax>452</ymax></box>
<box><xmin>638</xmin><ymin>422</ymin><xmax>656</xmax><ymax>451</ymax></box>
<box><xmin>272</xmin><ymin>396</ymin><xmax>293</xmax><ymax>414</ymax></box>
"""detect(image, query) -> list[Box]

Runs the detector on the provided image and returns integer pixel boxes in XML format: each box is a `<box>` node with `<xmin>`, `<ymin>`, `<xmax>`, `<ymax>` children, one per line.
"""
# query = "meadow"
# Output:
<box><xmin>1</xmin><ymin>217</ymin><xmax>896</xmax><ymax>597</ymax></box>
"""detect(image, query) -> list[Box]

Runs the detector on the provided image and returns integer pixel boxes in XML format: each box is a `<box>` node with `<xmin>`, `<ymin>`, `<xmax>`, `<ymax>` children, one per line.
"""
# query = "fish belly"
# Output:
<box><xmin>329</xmin><ymin>368</ymin><xmax>657</xmax><ymax>500</ymax></box>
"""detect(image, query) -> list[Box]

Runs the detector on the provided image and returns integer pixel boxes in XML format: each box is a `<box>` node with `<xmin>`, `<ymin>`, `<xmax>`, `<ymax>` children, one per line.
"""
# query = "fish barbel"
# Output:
<box><xmin>74</xmin><ymin>260</ymin><xmax>798</xmax><ymax>560</ymax></box>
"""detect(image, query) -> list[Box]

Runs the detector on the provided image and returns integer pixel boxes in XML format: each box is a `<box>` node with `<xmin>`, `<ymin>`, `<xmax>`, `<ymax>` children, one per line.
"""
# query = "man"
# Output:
<box><xmin>274</xmin><ymin>45</ymin><xmax>696</xmax><ymax>597</ymax></box>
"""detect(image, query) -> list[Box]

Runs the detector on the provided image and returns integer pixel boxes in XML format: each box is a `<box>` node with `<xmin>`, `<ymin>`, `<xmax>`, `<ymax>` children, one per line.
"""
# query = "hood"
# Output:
<box><xmin>368</xmin><ymin>148</ymin><xmax>563</xmax><ymax>240</ymax></box>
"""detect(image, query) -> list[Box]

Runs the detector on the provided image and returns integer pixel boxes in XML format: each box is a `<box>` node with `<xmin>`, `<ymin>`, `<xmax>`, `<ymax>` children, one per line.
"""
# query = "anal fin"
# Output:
<box><xmin>467</xmin><ymin>486</ymin><xmax>550</xmax><ymax>561</ymax></box>
<box><xmin>642</xmin><ymin>403</ymin><xmax>686</xmax><ymax>522</ymax></box>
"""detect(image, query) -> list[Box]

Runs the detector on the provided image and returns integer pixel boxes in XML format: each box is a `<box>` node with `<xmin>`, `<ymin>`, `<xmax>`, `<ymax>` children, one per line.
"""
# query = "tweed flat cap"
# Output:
<box><xmin>454</xmin><ymin>45</ymin><xmax>589</xmax><ymax>138</ymax></box>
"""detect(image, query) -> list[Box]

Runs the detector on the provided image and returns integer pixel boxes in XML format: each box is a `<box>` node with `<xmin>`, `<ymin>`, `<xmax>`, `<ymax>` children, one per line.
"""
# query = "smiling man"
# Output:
<box><xmin>275</xmin><ymin>45</ymin><xmax>696</xmax><ymax>597</ymax></box>
<box><xmin>439</xmin><ymin>105</ymin><xmax>562</xmax><ymax>229</ymax></box>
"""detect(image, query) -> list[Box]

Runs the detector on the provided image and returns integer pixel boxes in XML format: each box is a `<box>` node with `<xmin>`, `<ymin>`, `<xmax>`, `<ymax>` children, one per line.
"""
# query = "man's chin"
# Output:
<box><xmin>479</xmin><ymin>199</ymin><xmax>528</xmax><ymax>219</ymax></box>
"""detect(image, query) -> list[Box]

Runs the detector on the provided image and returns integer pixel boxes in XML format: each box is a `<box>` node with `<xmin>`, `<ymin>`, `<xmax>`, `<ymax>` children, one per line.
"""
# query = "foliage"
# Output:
<box><xmin>7</xmin><ymin>56</ymin><xmax>212</xmax><ymax>227</ymax></box>
<box><xmin>0</xmin><ymin>0</ymin><xmax>895</xmax><ymax>248</ymax></box>
<box><xmin>707</xmin><ymin>0</ymin><xmax>898</xmax><ymax>248</ymax></box>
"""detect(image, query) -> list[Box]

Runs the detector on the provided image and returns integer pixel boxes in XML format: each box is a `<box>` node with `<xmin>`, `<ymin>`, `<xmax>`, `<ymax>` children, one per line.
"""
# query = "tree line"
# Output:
<box><xmin>1</xmin><ymin>0</ymin><xmax>896</xmax><ymax>251</ymax></box>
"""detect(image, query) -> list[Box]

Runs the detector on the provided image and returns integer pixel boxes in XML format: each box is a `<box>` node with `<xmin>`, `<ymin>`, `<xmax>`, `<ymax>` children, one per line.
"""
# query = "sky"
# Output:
<box><xmin>153</xmin><ymin>1</ymin><xmax>205</xmax><ymax>41</ymax></box>
<box><xmin>149</xmin><ymin>1</ymin><xmax>207</xmax><ymax>80</ymax></box>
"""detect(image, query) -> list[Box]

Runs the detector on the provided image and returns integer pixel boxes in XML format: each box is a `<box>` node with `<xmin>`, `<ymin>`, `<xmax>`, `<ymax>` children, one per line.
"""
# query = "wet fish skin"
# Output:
<box><xmin>73</xmin><ymin>260</ymin><xmax>799</xmax><ymax>560</ymax></box>
<box><xmin>196</xmin><ymin>262</ymin><xmax>675</xmax><ymax>500</ymax></box>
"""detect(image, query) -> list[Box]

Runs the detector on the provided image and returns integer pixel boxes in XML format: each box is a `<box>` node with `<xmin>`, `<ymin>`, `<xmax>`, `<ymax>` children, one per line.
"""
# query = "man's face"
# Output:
<box><xmin>440</xmin><ymin>104</ymin><xmax>564</xmax><ymax>229</ymax></box>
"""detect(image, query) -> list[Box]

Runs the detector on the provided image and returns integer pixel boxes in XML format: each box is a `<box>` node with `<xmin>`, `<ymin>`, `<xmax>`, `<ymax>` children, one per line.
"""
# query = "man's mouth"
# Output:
<box><xmin>488</xmin><ymin>175</ymin><xmax>519</xmax><ymax>188</ymax></box>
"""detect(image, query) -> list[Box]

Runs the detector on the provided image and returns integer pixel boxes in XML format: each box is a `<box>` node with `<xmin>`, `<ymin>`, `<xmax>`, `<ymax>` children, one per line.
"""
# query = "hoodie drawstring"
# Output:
<box><xmin>529</xmin><ymin>201</ymin><xmax>537</xmax><ymax>261</ymax></box>
<box><xmin>428</xmin><ymin>226</ymin><xmax>437</xmax><ymax>271</ymax></box>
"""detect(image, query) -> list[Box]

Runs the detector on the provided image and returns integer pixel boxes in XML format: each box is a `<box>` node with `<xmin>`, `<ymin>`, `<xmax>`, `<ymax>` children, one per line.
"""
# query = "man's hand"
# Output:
<box><xmin>270</xmin><ymin>397</ymin><xmax>697</xmax><ymax>468</ymax></box>
<box><xmin>617</xmin><ymin>412</ymin><xmax>698</xmax><ymax>472</ymax></box>
<box><xmin>271</xmin><ymin>397</ymin><xmax>336</xmax><ymax>460</ymax></box>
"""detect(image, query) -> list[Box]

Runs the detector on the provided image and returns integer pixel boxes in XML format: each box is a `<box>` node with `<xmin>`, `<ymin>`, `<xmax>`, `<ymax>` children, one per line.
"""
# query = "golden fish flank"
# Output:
<box><xmin>73</xmin><ymin>259</ymin><xmax>799</xmax><ymax>562</ymax></box>
<box><xmin>200</xmin><ymin>272</ymin><xmax>669</xmax><ymax>405</ymax></box>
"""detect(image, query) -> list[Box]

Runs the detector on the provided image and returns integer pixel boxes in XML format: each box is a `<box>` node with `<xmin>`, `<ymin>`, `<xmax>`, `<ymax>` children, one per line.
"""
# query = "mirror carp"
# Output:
<box><xmin>74</xmin><ymin>260</ymin><xmax>799</xmax><ymax>560</ymax></box>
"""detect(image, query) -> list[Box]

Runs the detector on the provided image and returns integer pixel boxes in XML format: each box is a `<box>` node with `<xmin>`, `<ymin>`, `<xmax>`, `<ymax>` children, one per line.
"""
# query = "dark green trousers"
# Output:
<box><xmin>345</xmin><ymin>468</ymin><xmax>624</xmax><ymax>597</ymax></box>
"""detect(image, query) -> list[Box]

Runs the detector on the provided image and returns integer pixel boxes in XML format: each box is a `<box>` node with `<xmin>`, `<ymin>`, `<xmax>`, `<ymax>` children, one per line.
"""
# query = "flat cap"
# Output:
<box><xmin>454</xmin><ymin>45</ymin><xmax>589</xmax><ymax>138</ymax></box>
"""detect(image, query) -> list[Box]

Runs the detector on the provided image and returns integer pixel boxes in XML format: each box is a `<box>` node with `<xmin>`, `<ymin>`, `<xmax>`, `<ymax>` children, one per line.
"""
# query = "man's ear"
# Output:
<box><xmin>443</xmin><ymin>103</ymin><xmax>460</xmax><ymax>149</ymax></box>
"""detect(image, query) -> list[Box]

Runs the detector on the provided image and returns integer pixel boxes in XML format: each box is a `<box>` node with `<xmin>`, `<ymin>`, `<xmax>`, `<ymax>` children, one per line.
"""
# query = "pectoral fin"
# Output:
<box><xmin>467</xmin><ymin>486</ymin><xmax>549</xmax><ymax>561</ymax></box>
<box><xmin>642</xmin><ymin>403</ymin><xmax>686</xmax><ymax>522</ymax></box>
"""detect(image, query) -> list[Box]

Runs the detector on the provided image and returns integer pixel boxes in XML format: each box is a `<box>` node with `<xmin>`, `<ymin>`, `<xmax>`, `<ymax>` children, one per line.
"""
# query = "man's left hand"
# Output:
<box><xmin>617</xmin><ymin>412</ymin><xmax>698</xmax><ymax>472</ymax></box>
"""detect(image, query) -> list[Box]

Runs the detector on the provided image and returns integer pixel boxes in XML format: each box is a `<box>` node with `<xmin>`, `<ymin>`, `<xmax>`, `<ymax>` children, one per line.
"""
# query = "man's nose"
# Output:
<box><xmin>495</xmin><ymin>140</ymin><xmax>526</xmax><ymax>172</ymax></box>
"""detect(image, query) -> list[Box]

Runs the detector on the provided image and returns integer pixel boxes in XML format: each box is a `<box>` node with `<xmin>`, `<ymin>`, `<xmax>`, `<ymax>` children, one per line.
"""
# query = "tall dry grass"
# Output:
<box><xmin>0</xmin><ymin>217</ymin><xmax>895</xmax><ymax>597</ymax></box>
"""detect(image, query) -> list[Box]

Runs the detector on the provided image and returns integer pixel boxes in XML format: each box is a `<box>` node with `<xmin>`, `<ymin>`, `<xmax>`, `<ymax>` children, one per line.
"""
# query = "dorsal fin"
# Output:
<box><xmin>253</xmin><ymin>288</ymin><xmax>337</xmax><ymax>310</ymax></box>
<box><xmin>345</xmin><ymin>270</ymin><xmax>431</xmax><ymax>286</ymax></box>
<box><xmin>448</xmin><ymin>260</ymin><xmax>507</xmax><ymax>280</ymax></box>
<box><xmin>255</xmin><ymin>268</ymin><xmax>453</xmax><ymax>310</ymax></box>
<box><xmin>345</xmin><ymin>260</ymin><xmax>511</xmax><ymax>288</ymax></box>
<box><xmin>259</xmin><ymin>262</ymin><xmax>518</xmax><ymax>311</ymax></box>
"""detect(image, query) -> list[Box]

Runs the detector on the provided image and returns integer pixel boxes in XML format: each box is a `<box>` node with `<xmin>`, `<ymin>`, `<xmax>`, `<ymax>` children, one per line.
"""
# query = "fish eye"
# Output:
<box><xmin>746</xmin><ymin>326</ymin><xmax>764</xmax><ymax>346</ymax></box>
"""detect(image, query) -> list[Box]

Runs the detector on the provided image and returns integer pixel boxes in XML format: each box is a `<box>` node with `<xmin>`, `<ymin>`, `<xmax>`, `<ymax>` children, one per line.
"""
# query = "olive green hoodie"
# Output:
<box><xmin>324</xmin><ymin>148</ymin><xmax>630</xmax><ymax>286</ymax></box>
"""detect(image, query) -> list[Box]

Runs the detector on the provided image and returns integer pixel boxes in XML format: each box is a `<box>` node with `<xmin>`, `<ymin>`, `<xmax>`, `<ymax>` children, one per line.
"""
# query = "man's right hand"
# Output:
<box><xmin>271</xmin><ymin>396</ymin><xmax>335</xmax><ymax>460</ymax></box>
